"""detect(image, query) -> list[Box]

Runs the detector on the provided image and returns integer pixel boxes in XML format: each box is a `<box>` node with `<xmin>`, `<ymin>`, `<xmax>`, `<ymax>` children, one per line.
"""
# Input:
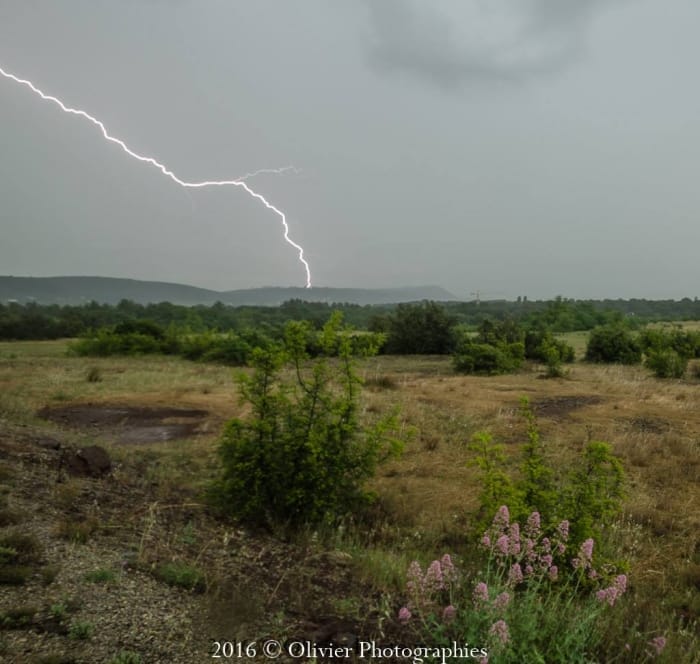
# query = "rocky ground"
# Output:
<box><xmin>0</xmin><ymin>413</ymin><xmax>394</xmax><ymax>664</ymax></box>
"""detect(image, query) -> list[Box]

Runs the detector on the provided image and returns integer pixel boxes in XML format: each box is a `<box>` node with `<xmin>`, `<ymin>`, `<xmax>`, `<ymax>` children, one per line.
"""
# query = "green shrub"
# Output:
<box><xmin>83</xmin><ymin>568</ymin><xmax>117</xmax><ymax>584</ymax></box>
<box><xmin>211</xmin><ymin>313</ymin><xmax>403</xmax><ymax>529</ymax></box>
<box><xmin>645</xmin><ymin>348</ymin><xmax>687</xmax><ymax>379</ymax></box>
<box><xmin>0</xmin><ymin>605</ymin><xmax>37</xmax><ymax>629</ymax></box>
<box><xmin>467</xmin><ymin>400</ymin><xmax>625</xmax><ymax>552</ymax></box>
<box><xmin>453</xmin><ymin>340</ymin><xmax>524</xmax><ymax>375</ymax></box>
<box><xmin>154</xmin><ymin>562</ymin><xmax>205</xmax><ymax>592</ymax></box>
<box><xmin>383</xmin><ymin>302</ymin><xmax>456</xmax><ymax>354</ymax></box>
<box><xmin>68</xmin><ymin>621</ymin><xmax>93</xmax><ymax>640</ymax></box>
<box><xmin>524</xmin><ymin>329</ymin><xmax>575</xmax><ymax>364</ymax></box>
<box><xmin>585</xmin><ymin>326</ymin><xmax>641</xmax><ymax>364</ymax></box>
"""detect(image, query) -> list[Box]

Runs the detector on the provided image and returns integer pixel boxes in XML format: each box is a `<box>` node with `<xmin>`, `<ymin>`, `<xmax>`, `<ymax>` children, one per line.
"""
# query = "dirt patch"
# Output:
<box><xmin>37</xmin><ymin>404</ymin><xmax>209</xmax><ymax>445</ymax></box>
<box><xmin>533</xmin><ymin>395</ymin><xmax>603</xmax><ymax>419</ymax></box>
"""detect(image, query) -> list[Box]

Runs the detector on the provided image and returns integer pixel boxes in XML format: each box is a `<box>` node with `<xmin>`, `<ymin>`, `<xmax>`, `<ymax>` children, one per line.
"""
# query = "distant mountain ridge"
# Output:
<box><xmin>0</xmin><ymin>276</ymin><xmax>457</xmax><ymax>306</ymax></box>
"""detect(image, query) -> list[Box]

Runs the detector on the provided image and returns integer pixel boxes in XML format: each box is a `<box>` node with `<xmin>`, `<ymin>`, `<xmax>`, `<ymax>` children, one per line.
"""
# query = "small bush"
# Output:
<box><xmin>84</xmin><ymin>568</ymin><xmax>117</xmax><ymax>584</ymax></box>
<box><xmin>645</xmin><ymin>348</ymin><xmax>687</xmax><ymax>379</ymax></box>
<box><xmin>0</xmin><ymin>605</ymin><xmax>37</xmax><ymax>629</ymax></box>
<box><xmin>68</xmin><ymin>621</ymin><xmax>93</xmax><ymax>640</ymax></box>
<box><xmin>0</xmin><ymin>533</ymin><xmax>42</xmax><ymax>563</ymax></box>
<box><xmin>109</xmin><ymin>652</ymin><xmax>143</xmax><ymax>664</ymax></box>
<box><xmin>154</xmin><ymin>561</ymin><xmax>205</xmax><ymax>592</ymax></box>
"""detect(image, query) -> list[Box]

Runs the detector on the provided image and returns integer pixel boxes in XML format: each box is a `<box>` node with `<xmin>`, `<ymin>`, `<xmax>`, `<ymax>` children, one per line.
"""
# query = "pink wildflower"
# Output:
<box><xmin>548</xmin><ymin>565</ymin><xmax>558</xmax><ymax>581</ymax></box>
<box><xmin>406</xmin><ymin>560</ymin><xmax>423</xmax><ymax>595</ymax></box>
<box><xmin>473</xmin><ymin>581</ymin><xmax>489</xmax><ymax>605</ymax></box>
<box><xmin>443</xmin><ymin>605</ymin><xmax>457</xmax><ymax>623</ymax></box>
<box><xmin>540</xmin><ymin>554</ymin><xmax>553</xmax><ymax>569</ymax></box>
<box><xmin>557</xmin><ymin>520</ymin><xmax>570</xmax><ymax>541</ymax></box>
<box><xmin>648</xmin><ymin>636</ymin><xmax>666</xmax><ymax>656</ymax></box>
<box><xmin>526</xmin><ymin>511</ymin><xmax>541</xmax><ymax>538</ymax></box>
<box><xmin>496</xmin><ymin>534</ymin><xmax>510</xmax><ymax>556</ymax></box>
<box><xmin>481</xmin><ymin>534</ymin><xmax>491</xmax><ymax>549</ymax></box>
<box><xmin>524</xmin><ymin>564</ymin><xmax>534</xmax><ymax>576</ymax></box>
<box><xmin>508</xmin><ymin>523</ymin><xmax>521</xmax><ymax>555</ymax></box>
<box><xmin>573</xmin><ymin>539</ymin><xmax>594</xmax><ymax>571</ymax></box>
<box><xmin>525</xmin><ymin>538</ymin><xmax>536</xmax><ymax>562</ymax></box>
<box><xmin>479</xmin><ymin>658</ymin><xmax>489</xmax><ymax>664</ymax></box>
<box><xmin>595</xmin><ymin>575</ymin><xmax>627</xmax><ymax>606</ymax></box>
<box><xmin>493</xmin><ymin>505</ymin><xmax>510</xmax><ymax>529</ymax></box>
<box><xmin>489</xmin><ymin>619</ymin><xmax>510</xmax><ymax>645</ymax></box>
<box><xmin>508</xmin><ymin>563</ymin><xmax>523</xmax><ymax>586</ymax></box>
<box><xmin>581</xmin><ymin>538</ymin><xmax>594</xmax><ymax>561</ymax></box>
<box><xmin>493</xmin><ymin>592</ymin><xmax>511</xmax><ymax>610</ymax></box>
<box><xmin>441</xmin><ymin>554</ymin><xmax>457</xmax><ymax>583</ymax></box>
<box><xmin>398</xmin><ymin>607</ymin><xmax>412</xmax><ymax>623</ymax></box>
<box><xmin>424</xmin><ymin>560</ymin><xmax>444</xmax><ymax>593</ymax></box>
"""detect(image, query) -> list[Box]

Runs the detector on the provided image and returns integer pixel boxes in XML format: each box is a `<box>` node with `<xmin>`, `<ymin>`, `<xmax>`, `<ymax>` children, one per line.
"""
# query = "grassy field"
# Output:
<box><xmin>0</xmin><ymin>339</ymin><xmax>698</xmax><ymax>662</ymax></box>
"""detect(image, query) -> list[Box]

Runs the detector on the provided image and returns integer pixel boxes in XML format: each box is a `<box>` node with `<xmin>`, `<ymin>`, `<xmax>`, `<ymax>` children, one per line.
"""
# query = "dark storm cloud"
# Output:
<box><xmin>365</xmin><ymin>0</ymin><xmax>622</xmax><ymax>86</ymax></box>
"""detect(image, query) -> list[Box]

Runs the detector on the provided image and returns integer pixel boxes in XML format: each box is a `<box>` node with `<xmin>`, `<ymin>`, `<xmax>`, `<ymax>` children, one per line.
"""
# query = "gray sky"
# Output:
<box><xmin>1</xmin><ymin>0</ymin><xmax>698</xmax><ymax>299</ymax></box>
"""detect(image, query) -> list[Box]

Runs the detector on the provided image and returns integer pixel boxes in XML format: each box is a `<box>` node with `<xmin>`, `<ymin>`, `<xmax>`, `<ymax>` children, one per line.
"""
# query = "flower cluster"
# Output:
<box><xmin>400</xmin><ymin>553</ymin><xmax>458</xmax><ymax>620</ymax></box>
<box><xmin>595</xmin><ymin>574</ymin><xmax>628</xmax><ymax>607</ymax></box>
<box><xmin>481</xmin><ymin>506</ymin><xmax>566</xmax><ymax>587</ymax></box>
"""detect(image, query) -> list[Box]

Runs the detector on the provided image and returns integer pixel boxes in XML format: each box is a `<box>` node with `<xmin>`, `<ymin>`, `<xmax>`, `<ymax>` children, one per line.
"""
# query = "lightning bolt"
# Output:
<box><xmin>0</xmin><ymin>65</ymin><xmax>312</xmax><ymax>288</ymax></box>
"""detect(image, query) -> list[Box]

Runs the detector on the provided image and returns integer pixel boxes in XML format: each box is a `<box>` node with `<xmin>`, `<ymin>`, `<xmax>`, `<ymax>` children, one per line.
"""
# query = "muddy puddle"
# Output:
<box><xmin>37</xmin><ymin>404</ymin><xmax>209</xmax><ymax>445</ymax></box>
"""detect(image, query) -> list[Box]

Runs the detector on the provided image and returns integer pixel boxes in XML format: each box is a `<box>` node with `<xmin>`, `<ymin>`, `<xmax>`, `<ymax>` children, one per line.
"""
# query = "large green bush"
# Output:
<box><xmin>383</xmin><ymin>302</ymin><xmax>456</xmax><ymax>354</ymax></box>
<box><xmin>585</xmin><ymin>326</ymin><xmax>641</xmax><ymax>364</ymax></box>
<box><xmin>211</xmin><ymin>314</ymin><xmax>402</xmax><ymax>529</ymax></box>
<box><xmin>453</xmin><ymin>340</ymin><xmax>524</xmax><ymax>375</ymax></box>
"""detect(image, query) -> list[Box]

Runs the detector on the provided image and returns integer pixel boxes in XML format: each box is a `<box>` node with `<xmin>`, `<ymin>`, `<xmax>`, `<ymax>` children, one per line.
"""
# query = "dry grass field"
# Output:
<box><xmin>0</xmin><ymin>340</ymin><xmax>698</xmax><ymax>662</ymax></box>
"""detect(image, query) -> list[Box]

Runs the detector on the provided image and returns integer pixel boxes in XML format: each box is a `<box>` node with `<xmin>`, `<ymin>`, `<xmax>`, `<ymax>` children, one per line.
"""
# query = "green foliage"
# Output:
<box><xmin>154</xmin><ymin>561</ymin><xmax>205</xmax><ymax>592</ymax></box>
<box><xmin>585</xmin><ymin>326</ymin><xmax>642</xmax><ymax>364</ymax></box>
<box><xmin>524</xmin><ymin>329</ymin><xmax>575</xmax><ymax>364</ymax></box>
<box><xmin>68</xmin><ymin>621</ymin><xmax>93</xmax><ymax>640</ymax></box>
<box><xmin>645</xmin><ymin>348</ymin><xmax>688</xmax><ymax>379</ymax></box>
<box><xmin>453</xmin><ymin>339</ymin><xmax>524</xmax><ymax>375</ymax></box>
<box><xmin>638</xmin><ymin>326</ymin><xmax>700</xmax><ymax>359</ymax></box>
<box><xmin>211</xmin><ymin>313</ymin><xmax>403</xmax><ymax>529</ymax></box>
<box><xmin>563</xmin><ymin>442</ymin><xmax>626</xmax><ymax>547</ymax></box>
<box><xmin>0</xmin><ymin>605</ymin><xmax>37</xmax><ymax>629</ymax></box>
<box><xmin>83</xmin><ymin>568</ymin><xmax>117</xmax><ymax>584</ymax></box>
<box><xmin>383</xmin><ymin>302</ymin><xmax>456</xmax><ymax>354</ymax></box>
<box><xmin>466</xmin><ymin>432</ymin><xmax>520</xmax><ymax>521</ymax></box>
<box><xmin>467</xmin><ymin>401</ymin><xmax>625</xmax><ymax>551</ymax></box>
<box><xmin>518</xmin><ymin>400</ymin><xmax>557</xmax><ymax>519</ymax></box>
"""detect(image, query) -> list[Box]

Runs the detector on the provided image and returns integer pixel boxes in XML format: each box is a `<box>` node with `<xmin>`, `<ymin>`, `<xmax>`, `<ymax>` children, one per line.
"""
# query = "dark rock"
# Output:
<box><xmin>62</xmin><ymin>445</ymin><xmax>112</xmax><ymax>478</ymax></box>
<box><xmin>35</xmin><ymin>437</ymin><xmax>62</xmax><ymax>450</ymax></box>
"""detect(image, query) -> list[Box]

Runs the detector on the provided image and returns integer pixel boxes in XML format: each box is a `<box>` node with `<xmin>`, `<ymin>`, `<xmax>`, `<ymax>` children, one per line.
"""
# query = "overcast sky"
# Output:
<box><xmin>1</xmin><ymin>0</ymin><xmax>698</xmax><ymax>299</ymax></box>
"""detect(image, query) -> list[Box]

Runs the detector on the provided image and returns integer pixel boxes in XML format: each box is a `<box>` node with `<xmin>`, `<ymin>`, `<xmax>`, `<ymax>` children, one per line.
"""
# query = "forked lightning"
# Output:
<box><xmin>0</xmin><ymin>65</ymin><xmax>312</xmax><ymax>288</ymax></box>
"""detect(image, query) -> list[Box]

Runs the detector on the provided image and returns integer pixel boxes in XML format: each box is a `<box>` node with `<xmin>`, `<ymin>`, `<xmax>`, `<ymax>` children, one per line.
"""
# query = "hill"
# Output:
<box><xmin>0</xmin><ymin>276</ymin><xmax>457</xmax><ymax>306</ymax></box>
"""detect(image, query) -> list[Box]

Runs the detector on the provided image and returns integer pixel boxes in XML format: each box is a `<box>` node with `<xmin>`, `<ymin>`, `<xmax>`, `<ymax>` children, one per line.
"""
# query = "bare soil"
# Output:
<box><xmin>37</xmin><ymin>404</ymin><xmax>210</xmax><ymax>445</ymax></box>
